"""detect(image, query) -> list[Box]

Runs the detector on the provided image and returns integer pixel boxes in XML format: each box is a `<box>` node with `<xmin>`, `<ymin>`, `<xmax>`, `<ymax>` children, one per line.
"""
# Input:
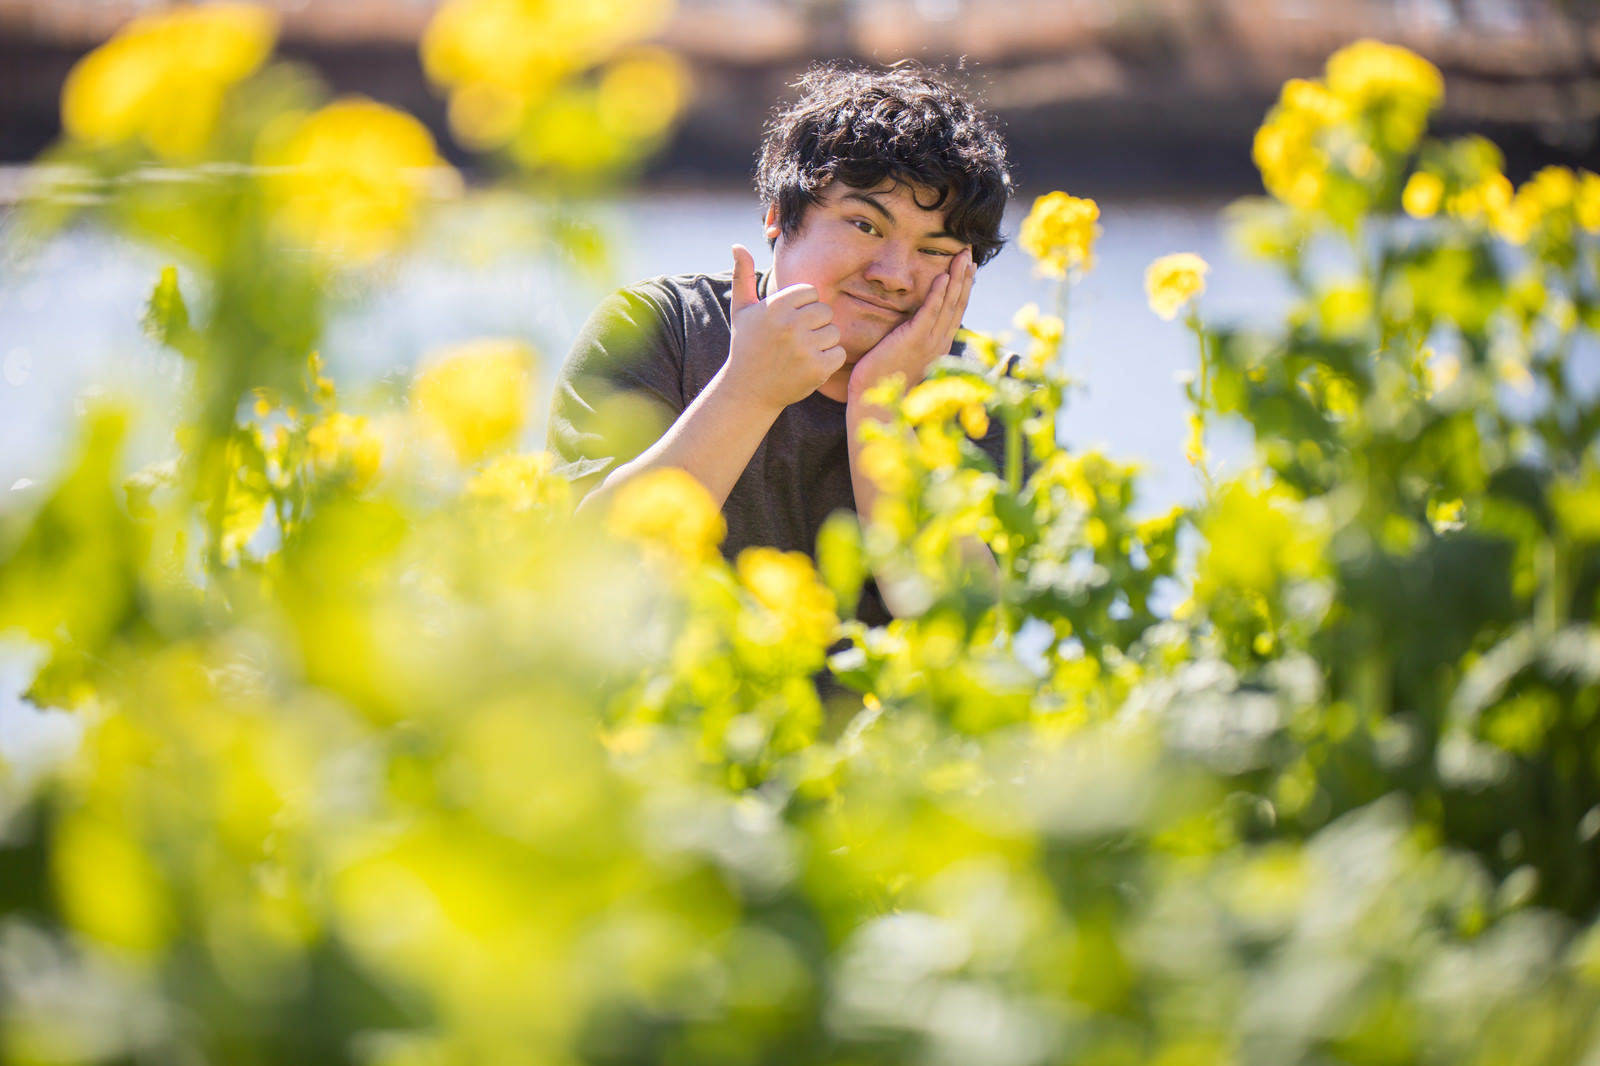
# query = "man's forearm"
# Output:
<box><xmin>579</xmin><ymin>364</ymin><xmax>785</xmax><ymax>515</ymax></box>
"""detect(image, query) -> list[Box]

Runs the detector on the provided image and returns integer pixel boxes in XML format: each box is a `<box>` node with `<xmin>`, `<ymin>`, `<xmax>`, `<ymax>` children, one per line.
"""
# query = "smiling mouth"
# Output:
<box><xmin>845</xmin><ymin>293</ymin><xmax>909</xmax><ymax>316</ymax></box>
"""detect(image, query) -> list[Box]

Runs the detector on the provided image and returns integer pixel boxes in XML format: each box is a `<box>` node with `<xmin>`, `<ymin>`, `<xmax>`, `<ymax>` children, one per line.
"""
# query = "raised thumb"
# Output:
<box><xmin>730</xmin><ymin>243</ymin><xmax>759</xmax><ymax>312</ymax></box>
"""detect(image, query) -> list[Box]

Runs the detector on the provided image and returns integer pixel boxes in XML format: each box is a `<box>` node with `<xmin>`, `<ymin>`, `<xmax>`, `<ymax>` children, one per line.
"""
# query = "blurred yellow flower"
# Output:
<box><xmin>599</xmin><ymin>47</ymin><xmax>691</xmax><ymax>140</ymax></box>
<box><xmin>1280</xmin><ymin>78</ymin><xmax>1348</xmax><ymax>125</ymax></box>
<box><xmin>1525</xmin><ymin>165</ymin><xmax>1577</xmax><ymax>211</ymax></box>
<box><xmin>860</xmin><ymin>437</ymin><xmax>912</xmax><ymax>494</ymax></box>
<box><xmin>903</xmin><ymin>377</ymin><xmax>993</xmax><ymax>438</ymax></box>
<box><xmin>412</xmin><ymin>339</ymin><xmax>535</xmax><ymax>464</ymax></box>
<box><xmin>1035</xmin><ymin>449</ymin><xmax>1133</xmax><ymax>512</ymax></box>
<box><xmin>1197</xmin><ymin>481</ymin><xmax>1329</xmax><ymax>601</ymax></box>
<box><xmin>914</xmin><ymin>424</ymin><xmax>962</xmax><ymax>468</ymax></box>
<box><xmin>423</xmin><ymin>0</ymin><xmax>680</xmax><ymax>155</ymax></box>
<box><xmin>61</xmin><ymin>2</ymin><xmax>277</xmax><ymax>160</ymax></box>
<box><xmin>258</xmin><ymin>98</ymin><xmax>458</xmax><ymax>264</ymax></box>
<box><xmin>1402</xmin><ymin>171</ymin><xmax>1444</xmax><ymax>219</ymax></box>
<box><xmin>1254</xmin><ymin>42</ymin><xmax>1440</xmax><ymax>208</ymax></box>
<box><xmin>605</xmin><ymin>468</ymin><xmax>725</xmax><ymax>563</ymax></box>
<box><xmin>1491</xmin><ymin>196</ymin><xmax>1539</xmax><ymax>245</ymax></box>
<box><xmin>306</xmin><ymin>411</ymin><xmax>383</xmax><ymax>491</ymax></box>
<box><xmin>1012</xmin><ymin>303</ymin><xmax>1065</xmax><ymax>372</ymax></box>
<box><xmin>1019</xmin><ymin>191</ymin><xmax>1100</xmax><ymax>278</ymax></box>
<box><xmin>1427</xmin><ymin>497</ymin><xmax>1465</xmax><ymax>533</ymax></box>
<box><xmin>736</xmin><ymin>547</ymin><xmax>839</xmax><ymax>648</ymax></box>
<box><xmin>956</xmin><ymin>327</ymin><xmax>1003</xmax><ymax>371</ymax></box>
<box><xmin>1577</xmin><ymin>171</ymin><xmax>1600</xmax><ymax>233</ymax></box>
<box><xmin>465</xmin><ymin>451</ymin><xmax>571</xmax><ymax>513</ymax></box>
<box><xmin>1254</xmin><ymin>93</ymin><xmax>1334</xmax><ymax>210</ymax></box>
<box><xmin>1183</xmin><ymin>412</ymin><xmax>1207</xmax><ymax>469</ymax></box>
<box><xmin>1145</xmin><ymin>253</ymin><xmax>1209</xmax><ymax>320</ymax></box>
<box><xmin>860</xmin><ymin>373</ymin><xmax>907</xmax><ymax>411</ymax></box>
<box><xmin>54</xmin><ymin>809</ymin><xmax>174</xmax><ymax>955</ymax></box>
<box><xmin>1450</xmin><ymin>171</ymin><xmax>1511</xmax><ymax>220</ymax></box>
<box><xmin>1324</xmin><ymin>38</ymin><xmax>1443</xmax><ymax>116</ymax></box>
<box><xmin>1490</xmin><ymin>165</ymin><xmax>1595</xmax><ymax>246</ymax></box>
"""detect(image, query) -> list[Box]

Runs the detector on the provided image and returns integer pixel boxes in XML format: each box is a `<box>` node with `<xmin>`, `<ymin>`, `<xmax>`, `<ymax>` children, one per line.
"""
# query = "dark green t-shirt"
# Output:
<box><xmin>547</xmin><ymin>269</ymin><xmax>1008</xmax><ymax>626</ymax></box>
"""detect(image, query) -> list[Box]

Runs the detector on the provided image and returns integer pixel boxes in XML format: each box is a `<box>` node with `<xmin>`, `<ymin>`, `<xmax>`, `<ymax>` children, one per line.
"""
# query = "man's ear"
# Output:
<box><xmin>763</xmin><ymin>204</ymin><xmax>781</xmax><ymax>242</ymax></box>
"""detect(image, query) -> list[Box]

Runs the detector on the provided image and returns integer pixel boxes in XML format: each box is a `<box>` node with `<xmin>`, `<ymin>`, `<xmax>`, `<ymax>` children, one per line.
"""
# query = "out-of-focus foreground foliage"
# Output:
<box><xmin>3</xmin><ymin>11</ymin><xmax>1600</xmax><ymax>1063</ymax></box>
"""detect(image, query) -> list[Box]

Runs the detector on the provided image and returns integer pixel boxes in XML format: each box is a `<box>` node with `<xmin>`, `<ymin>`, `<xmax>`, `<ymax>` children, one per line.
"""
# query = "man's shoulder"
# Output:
<box><xmin>620</xmin><ymin>270</ymin><xmax>737</xmax><ymax>316</ymax></box>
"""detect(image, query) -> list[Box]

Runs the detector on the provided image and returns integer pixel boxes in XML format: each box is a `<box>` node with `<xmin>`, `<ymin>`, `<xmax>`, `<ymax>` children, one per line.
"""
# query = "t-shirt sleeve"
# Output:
<box><xmin>972</xmin><ymin>414</ymin><xmax>1013</xmax><ymax>473</ymax></box>
<box><xmin>546</xmin><ymin>283</ymin><xmax>686</xmax><ymax>497</ymax></box>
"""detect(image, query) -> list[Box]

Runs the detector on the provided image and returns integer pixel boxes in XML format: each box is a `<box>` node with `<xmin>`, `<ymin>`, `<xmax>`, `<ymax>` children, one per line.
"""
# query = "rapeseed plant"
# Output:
<box><xmin>11</xmin><ymin>17</ymin><xmax>1600</xmax><ymax>1066</ymax></box>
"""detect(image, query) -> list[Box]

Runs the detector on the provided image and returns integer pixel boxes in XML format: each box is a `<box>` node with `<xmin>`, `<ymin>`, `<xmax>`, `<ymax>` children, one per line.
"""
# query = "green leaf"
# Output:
<box><xmin>0</xmin><ymin>409</ymin><xmax>142</xmax><ymax>708</ymax></box>
<box><xmin>816</xmin><ymin>510</ymin><xmax>866</xmax><ymax>620</ymax></box>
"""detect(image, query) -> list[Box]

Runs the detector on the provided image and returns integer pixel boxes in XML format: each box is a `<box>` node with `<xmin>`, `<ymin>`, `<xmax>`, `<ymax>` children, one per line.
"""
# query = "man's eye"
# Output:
<box><xmin>851</xmin><ymin>219</ymin><xmax>879</xmax><ymax>236</ymax></box>
<box><xmin>923</xmin><ymin>247</ymin><xmax>956</xmax><ymax>257</ymax></box>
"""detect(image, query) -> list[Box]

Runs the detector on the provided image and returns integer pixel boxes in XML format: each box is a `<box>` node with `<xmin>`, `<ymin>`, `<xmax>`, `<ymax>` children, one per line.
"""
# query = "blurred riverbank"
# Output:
<box><xmin>3</xmin><ymin>0</ymin><xmax>1597</xmax><ymax>194</ymax></box>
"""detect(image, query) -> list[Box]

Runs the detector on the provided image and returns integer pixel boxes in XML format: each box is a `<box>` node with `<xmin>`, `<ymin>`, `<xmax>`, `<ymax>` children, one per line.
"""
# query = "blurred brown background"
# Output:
<box><xmin>3</xmin><ymin>0</ymin><xmax>1598</xmax><ymax>194</ymax></box>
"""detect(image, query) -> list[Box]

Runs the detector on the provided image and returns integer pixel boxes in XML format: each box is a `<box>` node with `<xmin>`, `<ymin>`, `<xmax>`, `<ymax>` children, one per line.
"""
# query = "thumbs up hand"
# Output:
<box><xmin>725</xmin><ymin>244</ymin><xmax>847</xmax><ymax>413</ymax></box>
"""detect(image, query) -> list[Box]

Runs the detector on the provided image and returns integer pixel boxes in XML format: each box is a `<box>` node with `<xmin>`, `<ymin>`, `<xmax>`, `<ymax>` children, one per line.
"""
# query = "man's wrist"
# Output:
<box><xmin>707</xmin><ymin>361</ymin><xmax>788</xmax><ymax>423</ymax></box>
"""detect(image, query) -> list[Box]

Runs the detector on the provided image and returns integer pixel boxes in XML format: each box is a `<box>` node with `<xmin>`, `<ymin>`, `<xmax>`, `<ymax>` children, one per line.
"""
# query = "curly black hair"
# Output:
<box><xmin>754</xmin><ymin>62</ymin><xmax>1014</xmax><ymax>266</ymax></box>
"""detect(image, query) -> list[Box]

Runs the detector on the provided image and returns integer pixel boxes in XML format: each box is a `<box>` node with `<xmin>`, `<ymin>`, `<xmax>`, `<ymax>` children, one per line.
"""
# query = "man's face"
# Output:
<box><xmin>765</xmin><ymin>181</ymin><xmax>969</xmax><ymax>362</ymax></box>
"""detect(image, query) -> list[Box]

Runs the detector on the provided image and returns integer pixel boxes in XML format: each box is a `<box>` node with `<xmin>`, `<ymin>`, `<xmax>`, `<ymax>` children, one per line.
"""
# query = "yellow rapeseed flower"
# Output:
<box><xmin>598</xmin><ymin>47</ymin><xmax>691</xmax><ymax>140</ymax></box>
<box><xmin>61</xmin><ymin>2</ymin><xmax>277</xmax><ymax>160</ymax></box>
<box><xmin>1253</xmin><ymin>111</ymin><xmax>1327</xmax><ymax>211</ymax></box>
<box><xmin>1324</xmin><ymin>39</ymin><xmax>1443</xmax><ymax>114</ymax></box>
<box><xmin>1525</xmin><ymin>165</ymin><xmax>1577</xmax><ymax>211</ymax></box>
<box><xmin>1427</xmin><ymin>497</ymin><xmax>1465</xmax><ymax>533</ymax></box>
<box><xmin>53</xmin><ymin>809</ymin><xmax>173</xmax><ymax>955</ymax></box>
<box><xmin>1253</xmin><ymin>42</ymin><xmax>1440</xmax><ymax>209</ymax></box>
<box><xmin>422</xmin><ymin>0</ymin><xmax>678</xmax><ymax>152</ymax></box>
<box><xmin>306</xmin><ymin>411</ymin><xmax>383</xmax><ymax>491</ymax></box>
<box><xmin>956</xmin><ymin>327</ymin><xmax>1003</xmax><ymax>369</ymax></box>
<box><xmin>464</xmin><ymin>451</ymin><xmax>571</xmax><ymax>513</ymax></box>
<box><xmin>1184</xmin><ymin>412</ymin><xmax>1207</xmax><ymax>469</ymax></box>
<box><xmin>605</xmin><ymin>468</ymin><xmax>725</xmax><ymax>564</ymax></box>
<box><xmin>902</xmin><ymin>377</ymin><xmax>993</xmax><ymax>437</ymax></box>
<box><xmin>1577</xmin><ymin>171</ymin><xmax>1600</xmax><ymax>233</ymax></box>
<box><xmin>1402</xmin><ymin>171</ymin><xmax>1444</xmax><ymax>219</ymax></box>
<box><xmin>412</xmin><ymin>338</ymin><xmax>534</xmax><ymax>464</ymax></box>
<box><xmin>860</xmin><ymin>373</ymin><xmax>908</xmax><ymax>411</ymax></box>
<box><xmin>1019</xmin><ymin>191</ymin><xmax>1100</xmax><ymax>279</ymax></box>
<box><xmin>736</xmin><ymin>547</ymin><xmax>839</xmax><ymax>648</ymax></box>
<box><xmin>914</xmin><ymin>424</ymin><xmax>962</xmax><ymax>469</ymax></box>
<box><xmin>1034</xmin><ymin>449</ymin><xmax>1131</xmax><ymax>511</ymax></box>
<box><xmin>1012</xmin><ymin>302</ymin><xmax>1065</xmax><ymax>372</ymax></box>
<box><xmin>258</xmin><ymin>98</ymin><xmax>458</xmax><ymax>264</ymax></box>
<box><xmin>1145</xmin><ymin>252</ymin><xmax>1209</xmax><ymax>320</ymax></box>
<box><xmin>1280</xmin><ymin>78</ymin><xmax>1348</xmax><ymax>125</ymax></box>
<box><xmin>859</xmin><ymin>437</ymin><xmax>912</xmax><ymax>494</ymax></box>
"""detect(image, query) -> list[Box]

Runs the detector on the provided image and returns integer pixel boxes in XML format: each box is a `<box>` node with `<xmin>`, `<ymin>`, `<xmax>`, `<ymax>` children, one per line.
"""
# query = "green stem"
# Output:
<box><xmin>1186</xmin><ymin>311</ymin><xmax>1216</xmax><ymax>503</ymax></box>
<box><xmin>1052</xmin><ymin>278</ymin><xmax>1072</xmax><ymax>373</ymax></box>
<box><xmin>1005</xmin><ymin>415</ymin><xmax>1023</xmax><ymax>496</ymax></box>
<box><xmin>997</xmin><ymin>413</ymin><xmax>1024</xmax><ymax>643</ymax></box>
<box><xmin>1536</xmin><ymin>535</ymin><xmax>1570</xmax><ymax>637</ymax></box>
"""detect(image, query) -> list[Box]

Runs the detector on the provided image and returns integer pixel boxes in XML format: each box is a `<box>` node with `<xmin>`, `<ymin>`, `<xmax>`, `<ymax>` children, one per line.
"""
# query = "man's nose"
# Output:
<box><xmin>863</xmin><ymin>242</ymin><xmax>914</xmax><ymax>293</ymax></box>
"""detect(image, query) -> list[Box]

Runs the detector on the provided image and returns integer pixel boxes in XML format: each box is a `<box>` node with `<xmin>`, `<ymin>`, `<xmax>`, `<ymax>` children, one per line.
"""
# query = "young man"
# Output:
<box><xmin>547</xmin><ymin>63</ymin><xmax>1013</xmax><ymax>624</ymax></box>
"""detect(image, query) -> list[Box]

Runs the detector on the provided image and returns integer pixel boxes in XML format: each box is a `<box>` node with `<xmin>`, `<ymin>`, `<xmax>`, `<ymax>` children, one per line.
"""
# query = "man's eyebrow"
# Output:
<box><xmin>843</xmin><ymin>190</ymin><xmax>960</xmax><ymax>242</ymax></box>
